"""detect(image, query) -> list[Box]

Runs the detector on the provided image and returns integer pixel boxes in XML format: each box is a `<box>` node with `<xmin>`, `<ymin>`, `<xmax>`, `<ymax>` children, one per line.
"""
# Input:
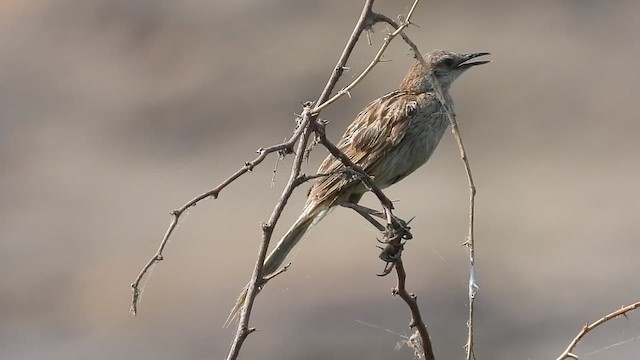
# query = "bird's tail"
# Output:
<box><xmin>223</xmin><ymin>201</ymin><xmax>329</xmax><ymax>327</ymax></box>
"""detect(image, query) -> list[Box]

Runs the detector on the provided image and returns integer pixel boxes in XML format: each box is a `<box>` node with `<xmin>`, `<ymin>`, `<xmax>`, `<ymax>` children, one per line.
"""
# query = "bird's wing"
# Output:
<box><xmin>308</xmin><ymin>90</ymin><xmax>426</xmax><ymax>205</ymax></box>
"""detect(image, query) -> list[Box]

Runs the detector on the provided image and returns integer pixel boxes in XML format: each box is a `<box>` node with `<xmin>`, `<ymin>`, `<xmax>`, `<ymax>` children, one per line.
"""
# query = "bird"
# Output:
<box><xmin>225</xmin><ymin>50</ymin><xmax>490</xmax><ymax>326</ymax></box>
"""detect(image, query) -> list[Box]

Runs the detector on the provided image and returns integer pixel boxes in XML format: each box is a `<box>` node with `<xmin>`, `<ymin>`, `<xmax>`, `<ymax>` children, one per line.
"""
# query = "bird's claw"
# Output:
<box><xmin>376</xmin><ymin>242</ymin><xmax>404</xmax><ymax>276</ymax></box>
<box><xmin>377</xmin><ymin>261</ymin><xmax>396</xmax><ymax>276</ymax></box>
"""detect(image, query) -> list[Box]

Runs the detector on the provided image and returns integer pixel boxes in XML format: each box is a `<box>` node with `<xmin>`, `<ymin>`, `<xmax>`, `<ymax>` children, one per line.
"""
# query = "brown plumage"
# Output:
<box><xmin>225</xmin><ymin>50</ymin><xmax>490</xmax><ymax>326</ymax></box>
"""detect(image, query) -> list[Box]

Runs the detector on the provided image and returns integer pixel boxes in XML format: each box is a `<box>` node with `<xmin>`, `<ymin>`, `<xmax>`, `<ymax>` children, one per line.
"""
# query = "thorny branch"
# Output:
<box><xmin>555</xmin><ymin>301</ymin><xmax>640</xmax><ymax>360</ymax></box>
<box><xmin>434</xmin><ymin>72</ymin><xmax>479</xmax><ymax>360</ymax></box>
<box><xmin>133</xmin><ymin>0</ymin><xmax>447</xmax><ymax>358</ymax></box>
<box><xmin>129</xmin><ymin>123</ymin><xmax>302</xmax><ymax>316</ymax></box>
<box><xmin>313</xmin><ymin>0</ymin><xmax>422</xmax><ymax>114</ymax></box>
<box><xmin>226</xmin><ymin>108</ymin><xmax>315</xmax><ymax>359</ymax></box>
<box><xmin>394</xmin><ymin>259</ymin><xmax>435</xmax><ymax>360</ymax></box>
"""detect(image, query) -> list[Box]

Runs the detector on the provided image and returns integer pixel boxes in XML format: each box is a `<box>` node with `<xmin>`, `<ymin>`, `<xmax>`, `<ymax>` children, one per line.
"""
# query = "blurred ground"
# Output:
<box><xmin>2</xmin><ymin>1</ymin><xmax>640</xmax><ymax>359</ymax></box>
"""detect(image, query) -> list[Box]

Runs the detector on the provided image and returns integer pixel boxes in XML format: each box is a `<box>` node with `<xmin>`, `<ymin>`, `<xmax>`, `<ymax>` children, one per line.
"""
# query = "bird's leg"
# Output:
<box><xmin>338</xmin><ymin>201</ymin><xmax>413</xmax><ymax>276</ymax></box>
<box><xmin>338</xmin><ymin>202</ymin><xmax>386</xmax><ymax>231</ymax></box>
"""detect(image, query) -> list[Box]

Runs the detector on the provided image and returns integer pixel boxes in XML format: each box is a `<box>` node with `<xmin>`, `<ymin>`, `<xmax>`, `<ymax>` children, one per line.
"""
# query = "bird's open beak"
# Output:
<box><xmin>457</xmin><ymin>52</ymin><xmax>491</xmax><ymax>69</ymax></box>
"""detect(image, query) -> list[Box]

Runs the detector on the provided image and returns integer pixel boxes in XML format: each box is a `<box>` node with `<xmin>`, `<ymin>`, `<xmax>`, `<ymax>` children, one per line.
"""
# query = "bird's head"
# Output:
<box><xmin>427</xmin><ymin>50</ymin><xmax>490</xmax><ymax>88</ymax></box>
<box><xmin>400</xmin><ymin>50</ymin><xmax>490</xmax><ymax>92</ymax></box>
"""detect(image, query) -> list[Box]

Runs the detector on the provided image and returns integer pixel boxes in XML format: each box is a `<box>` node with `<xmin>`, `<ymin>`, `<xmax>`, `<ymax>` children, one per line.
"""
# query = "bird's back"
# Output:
<box><xmin>306</xmin><ymin>90</ymin><xmax>450</xmax><ymax>207</ymax></box>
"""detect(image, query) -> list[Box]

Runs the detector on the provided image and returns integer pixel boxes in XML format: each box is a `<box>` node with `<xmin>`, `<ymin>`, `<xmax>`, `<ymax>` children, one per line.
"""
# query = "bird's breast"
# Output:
<box><xmin>374</xmin><ymin>103</ymin><xmax>449</xmax><ymax>188</ymax></box>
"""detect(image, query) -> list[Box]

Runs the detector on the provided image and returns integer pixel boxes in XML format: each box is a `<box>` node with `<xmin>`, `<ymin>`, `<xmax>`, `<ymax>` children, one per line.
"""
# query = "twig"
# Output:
<box><xmin>226</xmin><ymin>108</ymin><xmax>315</xmax><ymax>360</ymax></box>
<box><xmin>313</xmin><ymin>0</ymin><xmax>423</xmax><ymax>114</ymax></box>
<box><xmin>314</xmin><ymin>121</ymin><xmax>394</xmax><ymax>210</ymax></box>
<box><xmin>555</xmin><ymin>301</ymin><xmax>640</xmax><ymax>360</ymax></box>
<box><xmin>393</xmin><ymin>259</ymin><xmax>435</xmax><ymax>360</ymax></box>
<box><xmin>129</xmin><ymin>125</ymin><xmax>303</xmax><ymax>316</ymax></box>
<box><xmin>262</xmin><ymin>263</ymin><xmax>291</xmax><ymax>282</ymax></box>
<box><xmin>294</xmin><ymin>169</ymin><xmax>348</xmax><ymax>185</ymax></box>
<box><xmin>430</xmin><ymin>74</ymin><xmax>478</xmax><ymax>360</ymax></box>
<box><xmin>341</xmin><ymin>200</ymin><xmax>432</xmax><ymax>359</ymax></box>
<box><xmin>315</xmin><ymin>0</ymin><xmax>377</xmax><ymax>107</ymax></box>
<box><xmin>370</xmin><ymin>12</ymin><xmax>427</xmax><ymax>68</ymax></box>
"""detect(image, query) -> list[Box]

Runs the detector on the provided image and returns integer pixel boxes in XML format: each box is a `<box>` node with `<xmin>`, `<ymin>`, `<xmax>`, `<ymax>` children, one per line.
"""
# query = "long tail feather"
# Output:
<box><xmin>224</xmin><ymin>202</ymin><xmax>328</xmax><ymax>327</ymax></box>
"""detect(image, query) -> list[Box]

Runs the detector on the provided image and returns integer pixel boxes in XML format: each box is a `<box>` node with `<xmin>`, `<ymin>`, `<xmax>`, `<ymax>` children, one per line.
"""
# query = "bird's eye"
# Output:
<box><xmin>443</xmin><ymin>58</ymin><xmax>454</xmax><ymax>67</ymax></box>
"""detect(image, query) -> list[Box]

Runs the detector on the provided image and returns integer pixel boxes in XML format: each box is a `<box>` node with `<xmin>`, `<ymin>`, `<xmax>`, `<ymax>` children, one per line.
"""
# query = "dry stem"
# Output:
<box><xmin>313</xmin><ymin>0</ymin><xmax>422</xmax><ymax>114</ymax></box>
<box><xmin>394</xmin><ymin>259</ymin><xmax>435</xmax><ymax>360</ymax></box>
<box><xmin>555</xmin><ymin>301</ymin><xmax>640</xmax><ymax>360</ymax></box>
<box><xmin>226</xmin><ymin>109</ymin><xmax>315</xmax><ymax>359</ymax></box>
<box><xmin>129</xmin><ymin>124</ymin><xmax>304</xmax><ymax>315</ymax></box>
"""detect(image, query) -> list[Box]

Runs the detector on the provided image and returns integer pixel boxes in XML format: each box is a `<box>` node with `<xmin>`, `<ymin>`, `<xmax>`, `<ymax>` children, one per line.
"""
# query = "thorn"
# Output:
<box><xmin>365</xmin><ymin>29</ymin><xmax>373</xmax><ymax>46</ymax></box>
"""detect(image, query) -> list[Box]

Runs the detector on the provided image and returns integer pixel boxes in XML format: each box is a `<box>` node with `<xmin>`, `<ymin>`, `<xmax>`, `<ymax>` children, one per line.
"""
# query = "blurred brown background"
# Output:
<box><xmin>2</xmin><ymin>0</ymin><xmax>640</xmax><ymax>359</ymax></box>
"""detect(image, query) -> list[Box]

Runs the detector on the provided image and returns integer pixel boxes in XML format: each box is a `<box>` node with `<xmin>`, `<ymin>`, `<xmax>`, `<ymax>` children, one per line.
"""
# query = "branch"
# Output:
<box><xmin>313</xmin><ymin>0</ymin><xmax>423</xmax><ymax>114</ymax></box>
<box><xmin>343</xmin><ymin>203</ymin><xmax>432</xmax><ymax>360</ymax></box>
<box><xmin>314</xmin><ymin>121</ymin><xmax>394</xmax><ymax>210</ymax></box>
<box><xmin>555</xmin><ymin>301</ymin><xmax>640</xmax><ymax>360</ymax></box>
<box><xmin>129</xmin><ymin>123</ymin><xmax>303</xmax><ymax>315</ymax></box>
<box><xmin>226</xmin><ymin>107</ymin><xmax>315</xmax><ymax>359</ymax></box>
<box><xmin>315</xmin><ymin>0</ymin><xmax>377</xmax><ymax>105</ymax></box>
<box><xmin>368</xmin><ymin>10</ymin><xmax>428</xmax><ymax>73</ymax></box>
<box><xmin>430</xmin><ymin>74</ymin><xmax>479</xmax><ymax>360</ymax></box>
<box><xmin>393</xmin><ymin>259</ymin><xmax>435</xmax><ymax>360</ymax></box>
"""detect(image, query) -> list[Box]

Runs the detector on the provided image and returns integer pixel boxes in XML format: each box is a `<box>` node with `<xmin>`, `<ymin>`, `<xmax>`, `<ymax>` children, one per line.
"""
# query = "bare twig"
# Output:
<box><xmin>555</xmin><ymin>301</ymin><xmax>640</xmax><ymax>360</ymax></box>
<box><xmin>315</xmin><ymin>0</ymin><xmax>377</xmax><ymax>106</ymax></box>
<box><xmin>313</xmin><ymin>121</ymin><xmax>394</xmax><ymax>210</ymax></box>
<box><xmin>370</xmin><ymin>12</ymin><xmax>424</xmax><ymax>63</ymax></box>
<box><xmin>294</xmin><ymin>169</ymin><xmax>348</xmax><ymax>185</ymax></box>
<box><xmin>393</xmin><ymin>259</ymin><xmax>435</xmax><ymax>360</ymax></box>
<box><xmin>313</xmin><ymin>0</ymin><xmax>423</xmax><ymax>114</ymax></box>
<box><xmin>430</xmin><ymin>74</ymin><xmax>478</xmax><ymax>360</ymax></box>
<box><xmin>262</xmin><ymin>263</ymin><xmax>291</xmax><ymax>282</ymax></box>
<box><xmin>130</xmin><ymin>125</ymin><xmax>303</xmax><ymax>316</ymax></box>
<box><xmin>226</xmin><ymin>108</ymin><xmax>315</xmax><ymax>360</ymax></box>
<box><xmin>341</xmin><ymin>200</ymin><xmax>433</xmax><ymax>359</ymax></box>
